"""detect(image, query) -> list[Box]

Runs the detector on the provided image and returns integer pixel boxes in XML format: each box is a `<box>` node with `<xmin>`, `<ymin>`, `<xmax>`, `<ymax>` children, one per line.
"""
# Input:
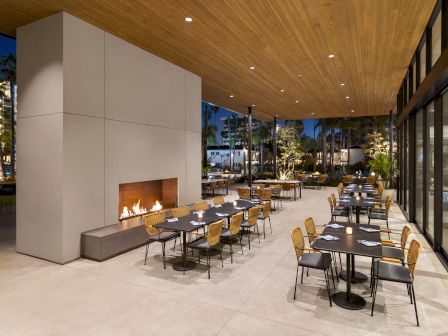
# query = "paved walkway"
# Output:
<box><xmin>0</xmin><ymin>187</ymin><xmax>447</xmax><ymax>335</ymax></box>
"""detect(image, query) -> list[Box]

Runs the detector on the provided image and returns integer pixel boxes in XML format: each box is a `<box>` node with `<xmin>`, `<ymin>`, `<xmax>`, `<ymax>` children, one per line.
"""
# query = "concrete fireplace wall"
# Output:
<box><xmin>16</xmin><ymin>12</ymin><xmax>201</xmax><ymax>263</ymax></box>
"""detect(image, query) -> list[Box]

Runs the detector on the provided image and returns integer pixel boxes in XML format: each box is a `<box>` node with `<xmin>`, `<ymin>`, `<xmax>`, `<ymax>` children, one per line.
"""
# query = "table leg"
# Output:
<box><xmin>299</xmin><ymin>183</ymin><xmax>302</xmax><ymax>198</ymax></box>
<box><xmin>356</xmin><ymin>205</ymin><xmax>360</xmax><ymax>223</ymax></box>
<box><xmin>340</xmin><ymin>254</ymin><xmax>368</xmax><ymax>283</ymax></box>
<box><xmin>294</xmin><ymin>185</ymin><xmax>297</xmax><ymax>201</ymax></box>
<box><xmin>173</xmin><ymin>231</ymin><xmax>196</xmax><ymax>272</ymax></box>
<box><xmin>333</xmin><ymin>253</ymin><xmax>366</xmax><ymax>310</ymax></box>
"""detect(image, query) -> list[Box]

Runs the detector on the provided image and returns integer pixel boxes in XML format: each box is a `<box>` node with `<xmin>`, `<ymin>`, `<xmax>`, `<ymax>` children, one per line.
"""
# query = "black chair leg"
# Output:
<box><xmin>294</xmin><ymin>263</ymin><xmax>299</xmax><ymax>300</ymax></box>
<box><xmin>256</xmin><ymin>224</ymin><xmax>261</xmax><ymax>243</ymax></box>
<box><xmin>248</xmin><ymin>228</ymin><xmax>251</xmax><ymax>250</ymax></box>
<box><xmin>324</xmin><ymin>270</ymin><xmax>332</xmax><ymax>307</ymax></box>
<box><xmin>239</xmin><ymin>233</ymin><xmax>244</xmax><ymax>254</ymax></box>
<box><xmin>301</xmin><ymin>266</ymin><xmax>304</xmax><ymax>284</ymax></box>
<box><xmin>220</xmin><ymin>247</ymin><xmax>223</xmax><ymax>268</ymax></box>
<box><xmin>229</xmin><ymin>238</ymin><xmax>233</xmax><ymax>263</ymax></box>
<box><xmin>269</xmin><ymin>217</ymin><xmax>272</xmax><ymax>234</ymax></box>
<box><xmin>411</xmin><ymin>284</ymin><xmax>420</xmax><ymax>326</ymax></box>
<box><xmin>207</xmin><ymin>249</ymin><xmax>211</xmax><ymax>279</ymax></box>
<box><xmin>144</xmin><ymin>242</ymin><xmax>149</xmax><ymax>265</ymax></box>
<box><xmin>371</xmin><ymin>277</ymin><xmax>379</xmax><ymax>316</ymax></box>
<box><xmin>329</xmin><ymin>263</ymin><xmax>335</xmax><ymax>289</ymax></box>
<box><xmin>263</xmin><ymin>219</ymin><xmax>266</xmax><ymax>239</ymax></box>
<box><xmin>162</xmin><ymin>242</ymin><xmax>166</xmax><ymax>269</ymax></box>
<box><xmin>408</xmin><ymin>284</ymin><xmax>413</xmax><ymax>303</ymax></box>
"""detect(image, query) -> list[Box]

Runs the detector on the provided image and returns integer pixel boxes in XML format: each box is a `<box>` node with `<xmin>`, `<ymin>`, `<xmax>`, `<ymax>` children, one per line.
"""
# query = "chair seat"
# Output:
<box><xmin>369</xmin><ymin>212</ymin><xmax>387</xmax><ymax>220</ymax></box>
<box><xmin>241</xmin><ymin>220</ymin><xmax>252</xmax><ymax>228</ymax></box>
<box><xmin>220</xmin><ymin>228</ymin><xmax>238</xmax><ymax>238</ymax></box>
<box><xmin>298</xmin><ymin>252</ymin><xmax>332</xmax><ymax>270</ymax></box>
<box><xmin>188</xmin><ymin>237</ymin><xmax>212</xmax><ymax>250</ymax></box>
<box><xmin>258</xmin><ymin>214</ymin><xmax>269</xmax><ymax>220</ymax></box>
<box><xmin>148</xmin><ymin>231</ymin><xmax>180</xmax><ymax>242</ymax></box>
<box><xmin>374</xmin><ymin>261</ymin><xmax>412</xmax><ymax>284</ymax></box>
<box><xmin>382</xmin><ymin>246</ymin><xmax>404</xmax><ymax>261</ymax></box>
<box><xmin>335</xmin><ymin>205</ymin><xmax>350</xmax><ymax>211</ymax></box>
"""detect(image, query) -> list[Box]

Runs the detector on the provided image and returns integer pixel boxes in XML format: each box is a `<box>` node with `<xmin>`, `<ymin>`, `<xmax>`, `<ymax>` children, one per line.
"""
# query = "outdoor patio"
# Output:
<box><xmin>0</xmin><ymin>187</ymin><xmax>447</xmax><ymax>336</ymax></box>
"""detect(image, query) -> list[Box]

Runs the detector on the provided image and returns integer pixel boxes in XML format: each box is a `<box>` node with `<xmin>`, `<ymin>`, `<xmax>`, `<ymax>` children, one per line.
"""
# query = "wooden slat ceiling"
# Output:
<box><xmin>0</xmin><ymin>0</ymin><xmax>436</xmax><ymax>120</ymax></box>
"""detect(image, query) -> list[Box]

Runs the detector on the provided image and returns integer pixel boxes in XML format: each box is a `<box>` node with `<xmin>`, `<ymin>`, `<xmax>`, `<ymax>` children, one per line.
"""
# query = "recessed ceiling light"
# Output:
<box><xmin>229</xmin><ymin>94</ymin><xmax>234</xmax><ymax>98</ymax></box>
<box><xmin>340</xmin><ymin>83</ymin><xmax>345</xmax><ymax>86</ymax></box>
<box><xmin>311</xmin><ymin>112</ymin><xmax>315</xmax><ymax>115</ymax></box>
<box><xmin>351</xmin><ymin>109</ymin><xmax>354</xmax><ymax>113</ymax></box>
<box><xmin>328</xmin><ymin>54</ymin><xmax>335</xmax><ymax>58</ymax></box>
<box><xmin>251</xmin><ymin>104</ymin><xmax>255</xmax><ymax>107</ymax></box>
<box><xmin>276</xmin><ymin>114</ymin><xmax>279</xmax><ymax>117</ymax></box>
<box><xmin>295</xmin><ymin>100</ymin><xmax>299</xmax><ymax>103</ymax></box>
<box><xmin>184</xmin><ymin>17</ymin><xmax>193</xmax><ymax>22</ymax></box>
<box><xmin>280</xmin><ymin>89</ymin><xmax>285</xmax><ymax>93</ymax></box>
<box><xmin>250</xmin><ymin>66</ymin><xmax>255</xmax><ymax>70</ymax></box>
<box><xmin>345</xmin><ymin>96</ymin><xmax>350</xmax><ymax>99</ymax></box>
<box><xmin>298</xmin><ymin>74</ymin><xmax>302</xmax><ymax>77</ymax></box>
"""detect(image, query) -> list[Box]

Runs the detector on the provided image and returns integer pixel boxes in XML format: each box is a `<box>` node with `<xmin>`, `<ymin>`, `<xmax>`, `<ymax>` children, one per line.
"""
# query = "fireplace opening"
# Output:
<box><xmin>118</xmin><ymin>178</ymin><xmax>178</xmax><ymax>220</ymax></box>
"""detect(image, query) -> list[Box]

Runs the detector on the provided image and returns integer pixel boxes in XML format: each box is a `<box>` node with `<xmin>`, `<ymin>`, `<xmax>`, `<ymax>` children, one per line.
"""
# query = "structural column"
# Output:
<box><xmin>248</xmin><ymin>106</ymin><xmax>253</xmax><ymax>187</ymax></box>
<box><xmin>273</xmin><ymin>116</ymin><xmax>277</xmax><ymax>178</ymax></box>
<box><xmin>389</xmin><ymin>110</ymin><xmax>394</xmax><ymax>187</ymax></box>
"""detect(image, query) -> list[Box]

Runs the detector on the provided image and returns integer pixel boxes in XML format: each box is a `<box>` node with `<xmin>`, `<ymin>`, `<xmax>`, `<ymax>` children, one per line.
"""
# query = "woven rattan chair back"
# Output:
<box><xmin>247</xmin><ymin>206</ymin><xmax>260</xmax><ymax>226</ymax></box>
<box><xmin>213</xmin><ymin>196</ymin><xmax>225</xmax><ymax>206</ymax></box>
<box><xmin>262</xmin><ymin>201</ymin><xmax>271</xmax><ymax>218</ymax></box>
<box><xmin>342</xmin><ymin>175</ymin><xmax>354</xmax><ymax>184</ymax></box>
<box><xmin>229</xmin><ymin>212</ymin><xmax>244</xmax><ymax>235</ymax></box>
<box><xmin>173</xmin><ymin>206</ymin><xmax>190</xmax><ymax>218</ymax></box>
<box><xmin>366</xmin><ymin>176</ymin><xmax>376</xmax><ymax>185</ymax></box>
<box><xmin>207</xmin><ymin>219</ymin><xmax>224</xmax><ymax>247</ymax></box>
<box><xmin>407</xmin><ymin>239</ymin><xmax>422</xmax><ymax>279</ymax></box>
<box><xmin>327</xmin><ymin>196</ymin><xmax>334</xmax><ymax>212</ymax></box>
<box><xmin>304</xmin><ymin>217</ymin><xmax>317</xmax><ymax>244</ymax></box>
<box><xmin>257</xmin><ymin>188</ymin><xmax>272</xmax><ymax>201</ymax></box>
<box><xmin>194</xmin><ymin>200</ymin><xmax>209</xmax><ymax>212</ymax></box>
<box><xmin>237</xmin><ymin>187</ymin><xmax>250</xmax><ymax>200</ymax></box>
<box><xmin>291</xmin><ymin>227</ymin><xmax>305</xmax><ymax>260</ymax></box>
<box><xmin>143</xmin><ymin>211</ymin><xmax>166</xmax><ymax>236</ymax></box>
<box><xmin>401</xmin><ymin>225</ymin><xmax>412</xmax><ymax>252</ymax></box>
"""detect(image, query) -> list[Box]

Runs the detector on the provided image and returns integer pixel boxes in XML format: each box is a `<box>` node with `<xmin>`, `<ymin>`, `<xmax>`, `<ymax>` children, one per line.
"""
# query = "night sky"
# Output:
<box><xmin>0</xmin><ymin>35</ymin><xmax>16</xmax><ymax>57</ymax></box>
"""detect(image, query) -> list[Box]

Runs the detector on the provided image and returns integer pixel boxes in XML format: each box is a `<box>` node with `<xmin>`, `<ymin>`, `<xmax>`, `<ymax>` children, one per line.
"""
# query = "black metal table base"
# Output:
<box><xmin>173</xmin><ymin>260</ymin><xmax>197</xmax><ymax>272</ymax></box>
<box><xmin>332</xmin><ymin>292</ymin><xmax>366</xmax><ymax>310</ymax></box>
<box><xmin>339</xmin><ymin>270</ymin><xmax>368</xmax><ymax>283</ymax></box>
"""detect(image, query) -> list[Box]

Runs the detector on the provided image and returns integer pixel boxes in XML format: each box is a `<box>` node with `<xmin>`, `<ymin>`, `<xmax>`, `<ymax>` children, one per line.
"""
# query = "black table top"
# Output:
<box><xmin>338</xmin><ymin>196</ymin><xmax>377</xmax><ymax>208</ymax></box>
<box><xmin>344</xmin><ymin>184</ymin><xmax>376</xmax><ymax>194</ymax></box>
<box><xmin>154</xmin><ymin>200</ymin><xmax>257</xmax><ymax>233</ymax></box>
<box><xmin>311</xmin><ymin>221</ymin><xmax>383</xmax><ymax>258</ymax></box>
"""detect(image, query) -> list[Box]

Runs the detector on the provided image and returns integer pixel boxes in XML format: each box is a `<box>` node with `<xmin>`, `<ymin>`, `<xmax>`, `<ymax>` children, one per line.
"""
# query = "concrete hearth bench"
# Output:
<box><xmin>81</xmin><ymin>218</ymin><xmax>147</xmax><ymax>261</ymax></box>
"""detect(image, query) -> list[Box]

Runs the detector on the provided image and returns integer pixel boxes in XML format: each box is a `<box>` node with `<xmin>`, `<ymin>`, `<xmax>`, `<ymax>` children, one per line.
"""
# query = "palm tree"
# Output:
<box><xmin>0</xmin><ymin>54</ymin><xmax>16</xmax><ymax>179</ymax></box>
<box><xmin>252</xmin><ymin>122</ymin><xmax>271</xmax><ymax>172</ymax></box>
<box><xmin>202</xmin><ymin>102</ymin><xmax>219</xmax><ymax>167</ymax></box>
<box><xmin>315</xmin><ymin>119</ymin><xmax>327</xmax><ymax>173</ymax></box>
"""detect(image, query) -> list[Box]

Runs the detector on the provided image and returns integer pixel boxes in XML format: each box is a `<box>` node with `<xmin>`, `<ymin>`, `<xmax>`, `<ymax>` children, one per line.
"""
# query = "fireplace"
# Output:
<box><xmin>118</xmin><ymin>178</ymin><xmax>178</xmax><ymax>220</ymax></box>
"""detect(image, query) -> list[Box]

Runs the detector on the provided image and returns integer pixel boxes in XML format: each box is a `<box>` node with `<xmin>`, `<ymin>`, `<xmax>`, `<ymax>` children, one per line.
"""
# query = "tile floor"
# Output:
<box><xmin>0</xmin><ymin>187</ymin><xmax>447</xmax><ymax>335</ymax></box>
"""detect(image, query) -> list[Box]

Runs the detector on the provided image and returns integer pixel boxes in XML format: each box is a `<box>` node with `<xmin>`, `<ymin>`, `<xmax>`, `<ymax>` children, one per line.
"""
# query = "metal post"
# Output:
<box><xmin>248</xmin><ymin>106</ymin><xmax>253</xmax><ymax>187</ymax></box>
<box><xmin>273</xmin><ymin>116</ymin><xmax>278</xmax><ymax>178</ymax></box>
<box><xmin>389</xmin><ymin>110</ymin><xmax>393</xmax><ymax>188</ymax></box>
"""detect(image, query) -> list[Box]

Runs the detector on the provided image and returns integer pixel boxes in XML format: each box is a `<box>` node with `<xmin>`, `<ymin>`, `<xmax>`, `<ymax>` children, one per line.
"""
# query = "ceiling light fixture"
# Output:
<box><xmin>184</xmin><ymin>17</ymin><xmax>193</xmax><ymax>22</ymax></box>
<box><xmin>295</xmin><ymin>100</ymin><xmax>299</xmax><ymax>103</ymax></box>
<box><xmin>351</xmin><ymin>109</ymin><xmax>354</xmax><ymax>113</ymax></box>
<box><xmin>280</xmin><ymin>89</ymin><xmax>285</xmax><ymax>93</ymax></box>
<box><xmin>340</xmin><ymin>83</ymin><xmax>345</xmax><ymax>86</ymax></box>
<box><xmin>298</xmin><ymin>74</ymin><xmax>302</xmax><ymax>77</ymax></box>
<box><xmin>229</xmin><ymin>94</ymin><xmax>234</xmax><ymax>98</ymax></box>
<box><xmin>251</xmin><ymin>104</ymin><xmax>255</xmax><ymax>107</ymax></box>
<box><xmin>250</xmin><ymin>66</ymin><xmax>255</xmax><ymax>70</ymax></box>
<box><xmin>345</xmin><ymin>96</ymin><xmax>350</xmax><ymax>99</ymax></box>
<box><xmin>311</xmin><ymin>112</ymin><xmax>315</xmax><ymax>115</ymax></box>
<box><xmin>328</xmin><ymin>54</ymin><xmax>335</xmax><ymax>58</ymax></box>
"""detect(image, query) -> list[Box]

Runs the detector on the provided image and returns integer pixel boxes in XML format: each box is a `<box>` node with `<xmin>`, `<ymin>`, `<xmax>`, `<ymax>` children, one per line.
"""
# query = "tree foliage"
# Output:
<box><xmin>277</xmin><ymin>124</ymin><xmax>303</xmax><ymax>179</ymax></box>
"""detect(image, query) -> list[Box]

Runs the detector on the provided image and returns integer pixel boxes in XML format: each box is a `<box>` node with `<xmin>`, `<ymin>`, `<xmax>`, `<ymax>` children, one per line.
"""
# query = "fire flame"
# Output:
<box><xmin>120</xmin><ymin>200</ymin><xmax>162</xmax><ymax>219</ymax></box>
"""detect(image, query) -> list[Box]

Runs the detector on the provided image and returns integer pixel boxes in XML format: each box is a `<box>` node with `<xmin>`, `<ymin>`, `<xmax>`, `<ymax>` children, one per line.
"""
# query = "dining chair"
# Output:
<box><xmin>220</xmin><ymin>212</ymin><xmax>244</xmax><ymax>263</ymax></box>
<box><xmin>257</xmin><ymin>188</ymin><xmax>272</xmax><ymax>203</ymax></box>
<box><xmin>205</xmin><ymin>181</ymin><xmax>217</xmax><ymax>196</ymax></box>
<box><xmin>371</xmin><ymin>239</ymin><xmax>422</xmax><ymax>326</ymax></box>
<box><xmin>327</xmin><ymin>196</ymin><xmax>350</xmax><ymax>222</ymax></box>
<box><xmin>282</xmin><ymin>183</ymin><xmax>294</xmax><ymax>199</ymax></box>
<box><xmin>381</xmin><ymin>225</ymin><xmax>412</xmax><ymax>263</ymax></box>
<box><xmin>173</xmin><ymin>206</ymin><xmax>190</xmax><ymax>218</ymax></box>
<box><xmin>291</xmin><ymin>227</ymin><xmax>334</xmax><ymax>306</ymax></box>
<box><xmin>237</xmin><ymin>187</ymin><xmax>251</xmax><ymax>200</ymax></box>
<box><xmin>304</xmin><ymin>217</ymin><xmax>341</xmax><ymax>282</ymax></box>
<box><xmin>213</xmin><ymin>196</ymin><xmax>225</xmax><ymax>206</ymax></box>
<box><xmin>258</xmin><ymin>200</ymin><xmax>272</xmax><ymax>238</ymax></box>
<box><xmin>188</xmin><ymin>219</ymin><xmax>224</xmax><ymax>279</ymax></box>
<box><xmin>241</xmin><ymin>206</ymin><xmax>261</xmax><ymax>249</ymax></box>
<box><xmin>342</xmin><ymin>175</ymin><xmax>354</xmax><ymax>185</ymax></box>
<box><xmin>368</xmin><ymin>197</ymin><xmax>393</xmax><ymax>235</ymax></box>
<box><xmin>217</xmin><ymin>180</ymin><xmax>226</xmax><ymax>195</ymax></box>
<box><xmin>365</xmin><ymin>176</ymin><xmax>376</xmax><ymax>185</ymax></box>
<box><xmin>270</xmin><ymin>184</ymin><xmax>283</xmax><ymax>209</ymax></box>
<box><xmin>194</xmin><ymin>200</ymin><xmax>209</xmax><ymax>212</ymax></box>
<box><xmin>316</xmin><ymin>174</ymin><xmax>328</xmax><ymax>189</ymax></box>
<box><xmin>143</xmin><ymin>211</ymin><xmax>180</xmax><ymax>269</ymax></box>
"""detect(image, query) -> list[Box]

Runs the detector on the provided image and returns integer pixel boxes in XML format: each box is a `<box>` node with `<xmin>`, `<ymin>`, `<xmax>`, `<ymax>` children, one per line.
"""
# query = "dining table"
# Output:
<box><xmin>154</xmin><ymin>200</ymin><xmax>258</xmax><ymax>272</ymax></box>
<box><xmin>338</xmin><ymin>195</ymin><xmax>377</xmax><ymax>224</ymax></box>
<box><xmin>312</xmin><ymin>221</ymin><xmax>382</xmax><ymax>310</ymax></box>
<box><xmin>344</xmin><ymin>183</ymin><xmax>376</xmax><ymax>196</ymax></box>
<box><xmin>253</xmin><ymin>179</ymin><xmax>302</xmax><ymax>200</ymax></box>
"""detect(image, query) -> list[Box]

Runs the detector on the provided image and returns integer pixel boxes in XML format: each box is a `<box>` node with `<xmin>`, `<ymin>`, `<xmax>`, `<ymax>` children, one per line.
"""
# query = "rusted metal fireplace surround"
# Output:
<box><xmin>118</xmin><ymin>178</ymin><xmax>178</xmax><ymax>220</ymax></box>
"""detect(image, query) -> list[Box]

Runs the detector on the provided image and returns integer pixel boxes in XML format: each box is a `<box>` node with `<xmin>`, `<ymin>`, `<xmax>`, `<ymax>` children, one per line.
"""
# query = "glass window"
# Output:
<box><xmin>420</xmin><ymin>42</ymin><xmax>426</xmax><ymax>83</ymax></box>
<box><xmin>406</xmin><ymin>120</ymin><xmax>410</xmax><ymax>211</ymax></box>
<box><xmin>432</xmin><ymin>12</ymin><xmax>442</xmax><ymax>66</ymax></box>
<box><xmin>412</xmin><ymin>61</ymin><xmax>417</xmax><ymax>94</ymax></box>
<box><xmin>416</xmin><ymin>109</ymin><xmax>424</xmax><ymax>228</ymax></box>
<box><xmin>443</xmin><ymin>90</ymin><xmax>448</xmax><ymax>254</ymax></box>
<box><xmin>427</xmin><ymin>101</ymin><xmax>435</xmax><ymax>240</ymax></box>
